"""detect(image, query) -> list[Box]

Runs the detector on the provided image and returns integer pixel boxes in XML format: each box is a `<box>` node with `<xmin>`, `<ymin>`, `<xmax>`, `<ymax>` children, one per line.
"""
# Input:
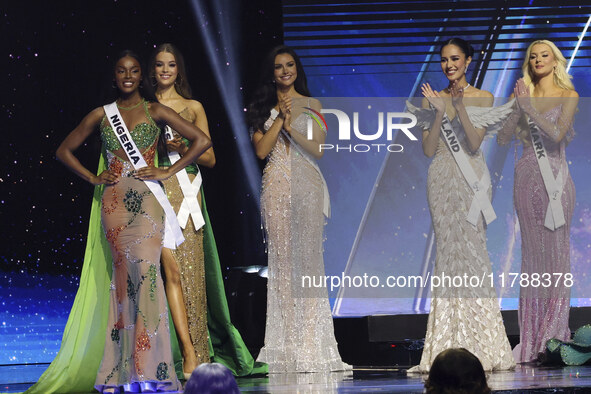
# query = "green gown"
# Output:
<box><xmin>25</xmin><ymin>151</ymin><xmax>265</xmax><ymax>394</ymax></box>
<box><xmin>159</xmin><ymin>150</ymin><xmax>267</xmax><ymax>377</ymax></box>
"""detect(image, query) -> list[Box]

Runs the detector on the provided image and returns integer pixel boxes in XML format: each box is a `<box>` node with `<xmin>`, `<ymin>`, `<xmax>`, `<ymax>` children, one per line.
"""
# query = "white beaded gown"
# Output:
<box><xmin>255</xmin><ymin>106</ymin><xmax>350</xmax><ymax>373</ymax></box>
<box><xmin>407</xmin><ymin>103</ymin><xmax>516</xmax><ymax>373</ymax></box>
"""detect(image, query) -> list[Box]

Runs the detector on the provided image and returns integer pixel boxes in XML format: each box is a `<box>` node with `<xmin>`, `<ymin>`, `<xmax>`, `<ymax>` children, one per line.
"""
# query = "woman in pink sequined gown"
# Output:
<box><xmin>497</xmin><ymin>40</ymin><xmax>578</xmax><ymax>363</ymax></box>
<box><xmin>247</xmin><ymin>45</ymin><xmax>349</xmax><ymax>373</ymax></box>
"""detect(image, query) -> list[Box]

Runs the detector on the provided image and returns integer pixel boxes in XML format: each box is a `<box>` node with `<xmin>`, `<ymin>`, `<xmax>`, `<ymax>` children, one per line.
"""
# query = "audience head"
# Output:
<box><xmin>184</xmin><ymin>362</ymin><xmax>240</xmax><ymax>394</ymax></box>
<box><xmin>424</xmin><ymin>348</ymin><xmax>491</xmax><ymax>394</ymax></box>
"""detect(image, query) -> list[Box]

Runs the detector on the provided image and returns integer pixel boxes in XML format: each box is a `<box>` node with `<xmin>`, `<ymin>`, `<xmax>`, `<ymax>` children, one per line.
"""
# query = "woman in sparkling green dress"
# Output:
<box><xmin>25</xmin><ymin>50</ymin><xmax>211</xmax><ymax>393</ymax></box>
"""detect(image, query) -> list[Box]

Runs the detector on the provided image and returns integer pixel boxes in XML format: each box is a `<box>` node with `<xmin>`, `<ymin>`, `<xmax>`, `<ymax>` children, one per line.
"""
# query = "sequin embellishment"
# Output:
<box><xmin>156</xmin><ymin>362</ymin><xmax>170</xmax><ymax>381</ymax></box>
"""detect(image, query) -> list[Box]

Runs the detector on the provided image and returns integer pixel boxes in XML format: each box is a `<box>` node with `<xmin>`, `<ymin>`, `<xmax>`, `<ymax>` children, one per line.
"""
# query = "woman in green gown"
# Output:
<box><xmin>26</xmin><ymin>50</ymin><xmax>211</xmax><ymax>393</ymax></box>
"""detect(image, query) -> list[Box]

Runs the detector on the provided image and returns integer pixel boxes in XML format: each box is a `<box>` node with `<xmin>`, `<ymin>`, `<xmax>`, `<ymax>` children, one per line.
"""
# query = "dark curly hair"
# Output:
<box><xmin>424</xmin><ymin>348</ymin><xmax>491</xmax><ymax>394</ymax></box>
<box><xmin>246</xmin><ymin>45</ymin><xmax>311</xmax><ymax>133</ymax></box>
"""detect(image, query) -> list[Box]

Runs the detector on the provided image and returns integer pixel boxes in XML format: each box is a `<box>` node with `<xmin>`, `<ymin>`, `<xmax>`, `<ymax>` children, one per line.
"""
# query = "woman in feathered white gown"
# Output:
<box><xmin>407</xmin><ymin>38</ymin><xmax>515</xmax><ymax>373</ymax></box>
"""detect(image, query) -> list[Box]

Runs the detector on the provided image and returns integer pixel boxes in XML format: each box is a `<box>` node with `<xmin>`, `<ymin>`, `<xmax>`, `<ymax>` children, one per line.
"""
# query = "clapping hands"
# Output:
<box><xmin>421</xmin><ymin>83</ymin><xmax>446</xmax><ymax>113</ymax></box>
<box><xmin>278</xmin><ymin>95</ymin><xmax>292</xmax><ymax>133</ymax></box>
<box><xmin>514</xmin><ymin>78</ymin><xmax>534</xmax><ymax>115</ymax></box>
<box><xmin>449</xmin><ymin>80</ymin><xmax>465</xmax><ymax>108</ymax></box>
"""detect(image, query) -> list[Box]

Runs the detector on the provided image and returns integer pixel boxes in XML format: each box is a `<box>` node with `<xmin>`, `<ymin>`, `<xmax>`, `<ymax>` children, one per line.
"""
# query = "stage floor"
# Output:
<box><xmin>3</xmin><ymin>364</ymin><xmax>591</xmax><ymax>393</ymax></box>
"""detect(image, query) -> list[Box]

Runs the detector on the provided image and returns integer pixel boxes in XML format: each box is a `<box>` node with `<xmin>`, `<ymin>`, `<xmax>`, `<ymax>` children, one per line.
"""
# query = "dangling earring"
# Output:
<box><xmin>151</xmin><ymin>75</ymin><xmax>158</xmax><ymax>87</ymax></box>
<box><xmin>112</xmin><ymin>80</ymin><xmax>117</xmax><ymax>89</ymax></box>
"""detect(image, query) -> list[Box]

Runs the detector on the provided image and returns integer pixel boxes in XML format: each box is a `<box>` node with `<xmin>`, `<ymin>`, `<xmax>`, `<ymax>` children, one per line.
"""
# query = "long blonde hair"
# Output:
<box><xmin>522</xmin><ymin>39</ymin><xmax>574</xmax><ymax>92</ymax></box>
<box><xmin>515</xmin><ymin>40</ymin><xmax>575</xmax><ymax>143</ymax></box>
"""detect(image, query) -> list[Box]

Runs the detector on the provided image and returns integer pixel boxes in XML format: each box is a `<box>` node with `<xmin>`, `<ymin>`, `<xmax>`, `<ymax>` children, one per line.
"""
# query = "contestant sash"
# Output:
<box><xmin>285</xmin><ymin>127</ymin><xmax>331</xmax><ymax>218</ymax></box>
<box><xmin>267</xmin><ymin>108</ymin><xmax>330</xmax><ymax>217</ymax></box>
<box><xmin>527</xmin><ymin>118</ymin><xmax>565</xmax><ymax>230</ymax></box>
<box><xmin>441</xmin><ymin>115</ymin><xmax>496</xmax><ymax>225</ymax></box>
<box><xmin>103</xmin><ymin>102</ymin><xmax>184</xmax><ymax>248</ymax></box>
<box><xmin>164</xmin><ymin>126</ymin><xmax>205</xmax><ymax>230</ymax></box>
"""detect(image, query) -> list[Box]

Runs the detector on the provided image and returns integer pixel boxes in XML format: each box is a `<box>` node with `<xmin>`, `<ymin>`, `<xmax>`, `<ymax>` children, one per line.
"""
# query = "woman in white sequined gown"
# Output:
<box><xmin>248</xmin><ymin>45</ymin><xmax>349</xmax><ymax>373</ymax></box>
<box><xmin>408</xmin><ymin>38</ymin><xmax>514</xmax><ymax>373</ymax></box>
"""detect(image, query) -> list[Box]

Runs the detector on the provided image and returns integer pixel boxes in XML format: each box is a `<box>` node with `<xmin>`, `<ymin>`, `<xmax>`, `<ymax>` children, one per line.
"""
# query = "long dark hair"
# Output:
<box><xmin>149</xmin><ymin>43</ymin><xmax>193</xmax><ymax>99</ymax></box>
<box><xmin>246</xmin><ymin>45</ymin><xmax>311</xmax><ymax>132</ymax></box>
<box><xmin>112</xmin><ymin>49</ymin><xmax>157</xmax><ymax>102</ymax></box>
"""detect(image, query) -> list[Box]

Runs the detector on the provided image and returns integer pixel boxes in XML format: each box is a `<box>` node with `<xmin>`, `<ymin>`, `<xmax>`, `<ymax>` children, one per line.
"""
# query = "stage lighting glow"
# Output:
<box><xmin>567</xmin><ymin>15</ymin><xmax>591</xmax><ymax>73</ymax></box>
<box><xmin>189</xmin><ymin>0</ymin><xmax>261</xmax><ymax>206</ymax></box>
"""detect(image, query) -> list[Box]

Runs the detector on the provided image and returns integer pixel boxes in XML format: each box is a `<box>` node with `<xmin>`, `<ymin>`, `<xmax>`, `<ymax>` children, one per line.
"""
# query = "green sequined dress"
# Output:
<box><xmin>24</xmin><ymin>102</ymin><xmax>181</xmax><ymax>393</ymax></box>
<box><xmin>93</xmin><ymin>102</ymin><xmax>181</xmax><ymax>391</ymax></box>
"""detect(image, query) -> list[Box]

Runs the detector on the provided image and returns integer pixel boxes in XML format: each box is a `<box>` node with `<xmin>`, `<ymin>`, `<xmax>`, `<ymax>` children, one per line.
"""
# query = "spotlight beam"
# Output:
<box><xmin>189</xmin><ymin>0</ymin><xmax>262</xmax><ymax>207</ymax></box>
<box><xmin>566</xmin><ymin>14</ymin><xmax>591</xmax><ymax>73</ymax></box>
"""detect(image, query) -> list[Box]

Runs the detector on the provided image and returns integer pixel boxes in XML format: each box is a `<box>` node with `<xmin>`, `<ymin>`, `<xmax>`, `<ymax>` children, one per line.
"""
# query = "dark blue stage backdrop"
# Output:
<box><xmin>1</xmin><ymin>0</ymin><xmax>281</xmax><ymax>366</ymax></box>
<box><xmin>281</xmin><ymin>0</ymin><xmax>591</xmax><ymax>316</ymax></box>
<box><xmin>1</xmin><ymin>0</ymin><xmax>590</xmax><ymax>367</ymax></box>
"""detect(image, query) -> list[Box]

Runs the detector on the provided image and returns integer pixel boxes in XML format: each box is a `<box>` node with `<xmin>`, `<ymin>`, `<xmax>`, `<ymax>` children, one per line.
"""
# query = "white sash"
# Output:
<box><xmin>270</xmin><ymin>108</ymin><xmax>330</xmax><ymax>218</ymax></box>
<box><xmin>441</xmin><ymin>115</ymin><xmax>496</xmax><ymax>225</ymax></box>
<box><xmin>164</xmin><ymin>126</ymin><xmax>205</xmax><ymax>230</ymax></box>
<box><xmin>283</xmin><ymin>126</ymin><xmax>331</xmax><ymax>218</ymax></box>
<box><xmin>528</xmin><ymin>118</ymin><xmax>565</xmax><ymax>230</ymax></box>
<box><xmin>103</xmin><ymin>102</ymin><xmax>185</xmax><ymax>248</ymax></box>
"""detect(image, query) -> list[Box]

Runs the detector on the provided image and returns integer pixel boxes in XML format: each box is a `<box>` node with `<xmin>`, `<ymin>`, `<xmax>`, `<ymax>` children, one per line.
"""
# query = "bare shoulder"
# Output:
<box><xmin>85</xmin><ymin>106</ymin><xmax>107</xmax><ymax>125</ymax></box>
<box><xmin>89</xmin><ymin>106</ymin><xmax>107</xmax><ymax>119</ymax></box>
<box><xmin>562</xmin><ymin>89</ymin><xmax>579</xmax><ymax>111</ymax></box>
<box><xmin>147</xmin><ymin>101</ymin><xmax>164</xmax><ymax>111</ymax></box>
<box><xmin>146</xmin><ymin>101</ymin><xmax>173</xmax><ymax>120</ymax></box>
<box><xmin>477</xmin><ymin>89</ymin><xmax>494</xmax><ymax>99</ymax></box>
<box><xmin>306</xmin><ymin>97</ymin><xmax>322</xmax><ymax>110</ymax></box>
<box><xmin>472</xmin><ymin>88</ymin><xmax>494</xmax><ymax>106</ymax></box>
<box><xmin>188</xmin><ymin>99</ymin><xmax>206</xmax><ymax>114</ymax></box>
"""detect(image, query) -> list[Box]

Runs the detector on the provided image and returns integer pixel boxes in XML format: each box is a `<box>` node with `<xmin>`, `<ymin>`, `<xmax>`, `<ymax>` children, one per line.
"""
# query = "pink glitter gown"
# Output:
<box><xmin>511</xmin><ymin>105</ymin><xmax>575</xmax><ymax>363</ymax></box>
<box><xmin>255</xmin><ymin>107</ymin><xmax>349</xmax><ymax>373</ymax></box>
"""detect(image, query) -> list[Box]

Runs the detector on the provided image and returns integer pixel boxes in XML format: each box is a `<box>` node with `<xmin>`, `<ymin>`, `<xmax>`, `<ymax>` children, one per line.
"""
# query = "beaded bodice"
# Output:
<box><xmin>100</xmin><ymin>101</ymin><xmax>160</xmax><ymax>153</ymax></box>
